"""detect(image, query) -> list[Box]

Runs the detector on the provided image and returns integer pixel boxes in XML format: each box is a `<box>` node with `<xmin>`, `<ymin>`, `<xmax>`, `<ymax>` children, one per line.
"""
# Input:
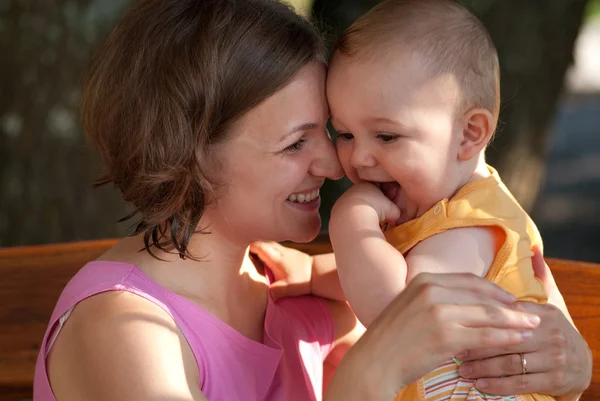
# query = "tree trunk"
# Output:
<box><xmin>0</xmin><ymin>0</ymin><xmax>131</xmax><ymax>246</ymax></box>
<box><xmin>313</xmin><ymin>0</ymin><xmax>589</xmax><ymax>213</ymax></box>
<box><xmin>468</xmin><ymin>0</ymin><xmax>589</xmax><ymax>210</ymax></box>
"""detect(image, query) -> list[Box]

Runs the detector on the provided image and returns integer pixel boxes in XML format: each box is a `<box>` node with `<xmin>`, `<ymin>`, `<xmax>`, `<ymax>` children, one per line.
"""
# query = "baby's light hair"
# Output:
<box><xmin>334</xmin><ymin>0</ymin><xmax>500</xmax><ymax>118</ymax></box>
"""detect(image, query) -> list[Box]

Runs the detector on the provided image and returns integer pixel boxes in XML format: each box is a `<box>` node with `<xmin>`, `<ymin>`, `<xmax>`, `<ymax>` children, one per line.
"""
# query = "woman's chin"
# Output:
<box><xmin>286</xmin><ymin>220</ymin><xmax>322</xmax><ymax>243</ymax></box>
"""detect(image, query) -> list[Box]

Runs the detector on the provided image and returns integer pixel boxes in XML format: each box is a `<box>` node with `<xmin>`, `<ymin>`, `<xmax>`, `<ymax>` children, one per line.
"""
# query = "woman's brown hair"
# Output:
<box><xmin>81</xmin><ymin>0</ymin><xmax>326</xmax><ymax>259</ymax></box>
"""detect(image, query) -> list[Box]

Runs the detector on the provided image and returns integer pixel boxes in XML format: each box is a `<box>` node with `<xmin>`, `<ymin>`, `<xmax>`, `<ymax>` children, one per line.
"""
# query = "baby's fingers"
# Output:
<box><xmin>383</xmin><ymin>202</ymin><xmax>401</xmax><ymax>225</ymax></box>
<box><xmin>250</xmin><ymin>241</ymin><xmax>283</xmax><ymax>269</ymax></box>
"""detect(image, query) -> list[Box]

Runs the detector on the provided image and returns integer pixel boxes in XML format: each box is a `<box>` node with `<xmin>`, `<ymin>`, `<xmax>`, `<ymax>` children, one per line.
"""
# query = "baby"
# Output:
<box><xmin>326</xmin><ymin>0</ymin><xmax>554</xmax><ymax>400</ymax></box>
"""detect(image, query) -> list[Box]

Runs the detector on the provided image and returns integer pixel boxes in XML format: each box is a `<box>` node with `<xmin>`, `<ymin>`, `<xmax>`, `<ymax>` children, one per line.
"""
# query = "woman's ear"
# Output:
<box><xmin>457</xmin><ymin>108</ymin><xmax>495</xmax><ymax>161</ymax></box>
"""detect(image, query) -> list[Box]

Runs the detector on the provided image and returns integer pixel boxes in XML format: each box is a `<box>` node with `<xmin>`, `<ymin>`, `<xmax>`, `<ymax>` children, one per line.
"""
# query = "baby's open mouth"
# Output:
<box><xmin>376</xmin><ymin>181</ymin><xmax>401</xmax><ymax>203</ymax></box>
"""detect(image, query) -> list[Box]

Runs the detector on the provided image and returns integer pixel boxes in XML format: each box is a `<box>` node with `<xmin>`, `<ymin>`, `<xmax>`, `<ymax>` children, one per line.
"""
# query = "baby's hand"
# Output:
<box><xmin>249</xmin><ymin>241</ymin><xmax>313</xmax><ymax>300</ymax></box>
<box><xmin>333</xmin><ymin>182</ymin><xmax>401</xmax><ymax>227</ymax></box>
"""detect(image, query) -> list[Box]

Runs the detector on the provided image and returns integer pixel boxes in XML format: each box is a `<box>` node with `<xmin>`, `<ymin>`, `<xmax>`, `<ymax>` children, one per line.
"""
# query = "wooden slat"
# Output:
<box><xmin>547</xmin><ymin>258</ymin><xmax>600</xmax><ymax>401</ymax></box>
<box><xmin>0</xmin><ymin>239</ymin><xmax>118</xmax><ymax>394</ymax></box>
<box><xmin>0</xmin><ymin>237</ymin><xmax>598</xmax><ymax>400</ymax></box>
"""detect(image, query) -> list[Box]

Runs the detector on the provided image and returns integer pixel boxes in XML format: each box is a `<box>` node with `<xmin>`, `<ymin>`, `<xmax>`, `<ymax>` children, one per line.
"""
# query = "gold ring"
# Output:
<box><xmin>520</xmin><ymin>353</ymin><xmax>527</xmax><ymax>374</ymax></box>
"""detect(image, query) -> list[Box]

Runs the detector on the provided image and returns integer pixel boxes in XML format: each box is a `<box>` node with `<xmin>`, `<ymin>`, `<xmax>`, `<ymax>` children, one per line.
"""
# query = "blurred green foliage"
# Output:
<box><xmin>586</xmin><ymin>0</ymin><xmax>600</xmax><ymax>18</ymax></box>
<box><xmin>287</xmin><ymin>0</ymin><xmax>314</xmax><ymax>16</ymax></box>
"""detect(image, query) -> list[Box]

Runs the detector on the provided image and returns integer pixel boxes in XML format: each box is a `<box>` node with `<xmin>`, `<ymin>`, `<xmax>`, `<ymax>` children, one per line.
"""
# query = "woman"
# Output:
<box><xmin>33</xmin><ymin>0</ymin><xmax>591</xmax><ymax>400</ymax></box>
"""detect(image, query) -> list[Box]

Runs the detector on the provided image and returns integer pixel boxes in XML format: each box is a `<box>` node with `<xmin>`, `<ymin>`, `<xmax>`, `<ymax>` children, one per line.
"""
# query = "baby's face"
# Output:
<box><xmin>327</xmin><ymin>52</ymin><xmax>466</xmax><ymax>222</ymax></box>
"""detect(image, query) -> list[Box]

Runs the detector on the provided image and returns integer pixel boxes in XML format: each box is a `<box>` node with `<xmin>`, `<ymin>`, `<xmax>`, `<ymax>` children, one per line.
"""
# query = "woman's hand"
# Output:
<box><xmin>325</xmin><ymin>272</ymin><xmax>542</xmax><ymax>401</ymax></box>
<box><xmin>457</xmin><ymin>248</ymin><xmax>592</xmax><ymax>400</ymax></box>
<box><xmin>457</xmin><ymin>302</ymin><xmax>592</xmax><ymax>399</ymax></box>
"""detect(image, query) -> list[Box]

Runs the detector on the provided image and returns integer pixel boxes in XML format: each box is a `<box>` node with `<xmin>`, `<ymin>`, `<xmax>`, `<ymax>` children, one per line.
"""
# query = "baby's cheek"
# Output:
<box><xmin>334</xmin><ymin>144</ymin><xmax>347</xmax><ymax>161</ymax></box>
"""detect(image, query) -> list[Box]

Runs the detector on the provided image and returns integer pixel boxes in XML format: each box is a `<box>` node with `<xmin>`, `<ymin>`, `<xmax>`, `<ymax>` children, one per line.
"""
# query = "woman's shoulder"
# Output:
<box><xmin>51</xmin><ymin>287</ymin><xmax>179</xmax><ymax>350</ymax></box>
<box><xmin>46</xmin><ymin>289</ymin><xmax>204</xmax><ymax>400</ymax></box>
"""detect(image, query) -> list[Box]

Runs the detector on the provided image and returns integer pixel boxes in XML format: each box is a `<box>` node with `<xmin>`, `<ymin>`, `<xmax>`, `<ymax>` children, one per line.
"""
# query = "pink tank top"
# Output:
<box><xmin>33</xmin><ymin>261</ymin><xmax>334</xmax><ymax>401</ymax></box>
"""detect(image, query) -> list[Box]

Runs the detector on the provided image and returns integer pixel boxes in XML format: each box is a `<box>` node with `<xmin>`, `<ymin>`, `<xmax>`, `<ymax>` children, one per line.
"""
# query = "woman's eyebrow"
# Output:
<box><xmin>279</xmin><ymin>122</ymin><xmax>317</xmax><ymax>142</ymax></box>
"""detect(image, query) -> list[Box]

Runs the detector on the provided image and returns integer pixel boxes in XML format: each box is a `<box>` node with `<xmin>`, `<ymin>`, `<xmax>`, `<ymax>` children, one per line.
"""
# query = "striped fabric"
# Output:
<box><xmin>422</xmin><ymin>359</ymin><xmax>518</xmax><ymax>401</ymax></box>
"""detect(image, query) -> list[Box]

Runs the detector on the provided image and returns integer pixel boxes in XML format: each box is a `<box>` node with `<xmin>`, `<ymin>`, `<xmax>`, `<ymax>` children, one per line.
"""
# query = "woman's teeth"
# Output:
<box><xmin>287</xmin><ymin>189</ymin><xmax>319</xmax><ymax>203</ymax></box>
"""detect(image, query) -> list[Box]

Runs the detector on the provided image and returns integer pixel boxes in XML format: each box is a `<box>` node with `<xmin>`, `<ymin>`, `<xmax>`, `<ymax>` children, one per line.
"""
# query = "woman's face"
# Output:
<box><xmin>207</xmin><ymin>61</ymin><xmax>343</xmax><ymax>245</ymax></box>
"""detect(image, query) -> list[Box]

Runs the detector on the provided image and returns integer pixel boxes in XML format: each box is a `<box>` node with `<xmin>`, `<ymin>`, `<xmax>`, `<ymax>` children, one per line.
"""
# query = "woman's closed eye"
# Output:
<box><xmin>283</xmin><ymin>138</ymin><xmax>307</xmax><ymax>153</ymax></box>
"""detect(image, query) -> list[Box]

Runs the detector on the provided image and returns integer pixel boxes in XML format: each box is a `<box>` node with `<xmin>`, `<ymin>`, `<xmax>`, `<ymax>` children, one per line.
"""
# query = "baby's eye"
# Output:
<box><xmin>284</xmin><ymin>139</ymin><xmax>307</xmax><ymax>153</ymax></box>
<box><xmin>337</xmin><ymin>133</ymin><xmax>354</xmax><ymax>142</ymax></box>
<box><xmin>377</xmin><ymin>133</ymin><xmax>399</xmax><ymax>143</ymax></box>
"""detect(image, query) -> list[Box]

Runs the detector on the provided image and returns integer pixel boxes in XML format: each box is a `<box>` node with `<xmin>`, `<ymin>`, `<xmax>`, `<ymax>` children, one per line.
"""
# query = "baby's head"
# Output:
<box><xmin>327</xmin><ymin>0</ymin><xmax>500</xmax><ymax>222</ymax></box>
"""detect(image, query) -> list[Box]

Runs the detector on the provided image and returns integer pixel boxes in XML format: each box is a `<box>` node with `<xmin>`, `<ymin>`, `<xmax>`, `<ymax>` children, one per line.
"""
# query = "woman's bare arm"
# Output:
<box><xmin>47</xmin><ymin>291</ymin><xmax>207</xmax><ymax>401</ymax></box>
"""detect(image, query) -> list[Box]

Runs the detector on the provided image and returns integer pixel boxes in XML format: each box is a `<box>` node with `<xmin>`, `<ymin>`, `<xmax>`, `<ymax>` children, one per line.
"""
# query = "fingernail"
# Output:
<box><xmin>459</xmin><ymin>364</ymin><xmax>472</xmax><ymax>375</ymax></box>
<box><xmin>527</xmin><ymin>315</ymin><xmax>540</xmax><ymax>326</ymax></box>
<box><xmin>520</xmin><ymin>330</ymin><xmax>533</xmax><ymax>340</ymax></box>
<box><xmin>456</xmin><ymin>350</ymin><xmax>468</xmax><ymax>359</ymax></box>
<box><xmin>477</xmin><ymin>380</ymin><xmax>488</xmax><ymax>389</ymax></box>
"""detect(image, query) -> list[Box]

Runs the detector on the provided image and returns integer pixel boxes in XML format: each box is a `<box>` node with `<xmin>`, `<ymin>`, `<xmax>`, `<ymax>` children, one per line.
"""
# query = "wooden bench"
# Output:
<box><xmin>1</xmin><ymin>237</ymin><xmax>599</xmax><ymax>400</ymax></box>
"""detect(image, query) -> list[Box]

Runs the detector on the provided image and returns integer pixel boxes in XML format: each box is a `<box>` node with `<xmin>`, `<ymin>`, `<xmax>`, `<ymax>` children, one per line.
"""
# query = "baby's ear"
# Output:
<box><xmin>457</xmin><ymin>108</ymin><xmax>495</xmax><ymax>161</ymax></box>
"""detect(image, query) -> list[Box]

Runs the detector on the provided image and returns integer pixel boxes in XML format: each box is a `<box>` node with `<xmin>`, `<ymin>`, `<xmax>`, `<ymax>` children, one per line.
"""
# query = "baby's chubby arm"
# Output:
<box><xmin>405</xmin><ymin>227</ymin><xmax>496</xmax><ymax>283</ymax></box>
<box><xmin>329</xmin><ymin>183</ymin><xmax>408</xmax><ymax>327</ymax></box>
